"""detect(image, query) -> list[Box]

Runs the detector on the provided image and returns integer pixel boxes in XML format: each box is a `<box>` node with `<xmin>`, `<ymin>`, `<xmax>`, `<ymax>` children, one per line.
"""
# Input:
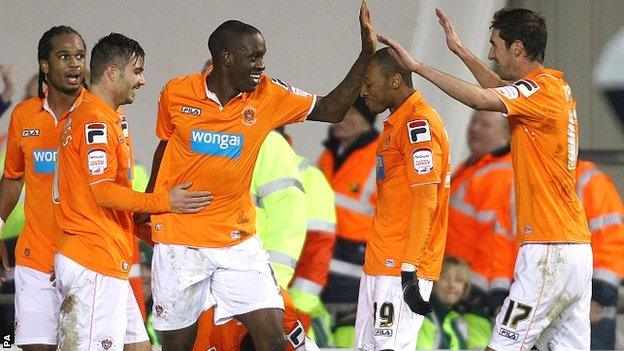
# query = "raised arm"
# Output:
<box><xmin>436</xmin><ymin>9</ymin><xmax>508</xmax><ymax>88</ymax></box>
<box><xmin>378</xmin><ymin>35</ymin><xmax>506</xmax><ymax>113</ymax></box>
<box><xmin>307</xmin><ymin>1</ymin><xmax>376</xmax><ymax>123</ymax></box>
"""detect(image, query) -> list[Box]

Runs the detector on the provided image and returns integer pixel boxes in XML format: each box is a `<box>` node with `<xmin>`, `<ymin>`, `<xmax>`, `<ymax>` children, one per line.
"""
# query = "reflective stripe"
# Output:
<box><xmin>268</xmin><ymin>250</ymin><xmax>298</xmax><ymax>269</ymax></box>
<box><xmin>291</xmin><ymin>277</ymin><xmax>324</xmax><ymax>296</ymax></box>
<box><xmin>588</xmin><ymin>213</ymin><xmax>623</xmax><ymax>233</ymax></box>
<box><xmin>335</xmin><ymin>193</ymin><xmax>374</xmax><ymax>216</ymax></box>
<box><xmin>257</xmin><ymin>177</ymin><xmax>304</xmax><ymax>199</ymax></box>
<box><xmin>298</xmin><ymin>158</ymin><xmax>311</xmax><ymax>173</ymax></box>
<box><xmin>251</xmin><ymin>193</ymin><xmax>261</xmax><ymax>207</ymax></box>
<box><xmin>450</xmin><ymin>184</ymin><xmax>495</xmax><ymax>222</ymax></box>
<box><xmin>603</xmin><ymin>306</ymin><xmax>617</xmax><ymax>319</ymax></box>
<box><xmin>334</xmin><ymin>168</ymin><xmax>376</xmax><ymax>217</ymax></box>
<box><xmin>307</xmin><ymin>219</ymin><xmax>336</xmax><ymax>233</ymax></box>
<box><xmin>129</xmin><ymin>263</ymin><xmax>141</xmax><ymax>278</ymax></box>
<box><xmin>450</xmin><ymin>161</ymin><xmax>512</xmax><ymax>224</ymax></box>
<box><xmin>594</xmin><ymin>268</ymin><xmax>621</xmax><ymax>287</ymax></box>
<box><xmin>254</xmin><ymin>177</ymin><xmax>304</xmax><ymax>208</ymax></box>
<box><xmin>329</xmin><ymin>258</ymin><xmax>363</xmax><ymax>278</ymax></box>
<box><xmin>575</xmin><ymin>168</ymin><xmax>601</xmax><ymax>203</ymax></box>
<box><xmin>470</xmin><ymin>272</ymin><xmax>489</xmax><ymax>291</ymax></box>
<box><xmin>490</xmin><ymin>278</ymin><xmax>511</xmax><ymax>291</ymax></box>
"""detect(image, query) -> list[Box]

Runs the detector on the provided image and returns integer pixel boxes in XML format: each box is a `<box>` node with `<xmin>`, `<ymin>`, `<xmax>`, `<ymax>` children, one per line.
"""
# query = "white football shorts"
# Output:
<box><xmin>151</xmin><ymin>235</ymin><xmax>283</xmax><ymax>331</ymax></box>
<box><xmin>488</xmin><ymin>243</ymin><xmax>592</xmax><ymax>351</ymax></box>
<box><xmin>54</xmin><ymin>253</ymin><xmax>148</xmax><ymax>351</ymax></box>
<box><xmin>354</xmin><ymin>273</ymin><xmax>433</xmax><ymax>350</ymax></box>
<box><xmin>14</xmin><ymin>265</ymin><xmax>62</xmax><ymax>346</ymax></box>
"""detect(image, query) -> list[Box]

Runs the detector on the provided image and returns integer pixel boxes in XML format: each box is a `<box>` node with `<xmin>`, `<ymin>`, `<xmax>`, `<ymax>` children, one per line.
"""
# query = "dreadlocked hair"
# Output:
<box><xmin>37</xmin><ymin>25</ymin><xmax>85</xmax><ymax>98</ymax></box>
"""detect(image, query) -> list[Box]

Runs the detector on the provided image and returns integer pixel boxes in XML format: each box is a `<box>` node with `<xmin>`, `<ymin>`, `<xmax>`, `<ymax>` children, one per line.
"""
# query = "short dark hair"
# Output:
<box><xmin>37</xmin><ymin>26</ymin><xmax>86</xmax><ymax>98</ymax></box>
<box><xmin>490</xmin><ymin>7</ymin><xmax>547</xmax><ymax>63</ymax></box>
<box><xmin>372</xmin><ymin>48</ymin><xmax>413</xmax><ymax>88</ymax></box>
<box><xmin>208</xmin><ymin>20</ymin><xmax>261</xmax><ymax>63</ymax></box>
<box><xmin>90</xmin><ymin>33</ymin><xmax>145</xmax><ymax>84</ymax></box>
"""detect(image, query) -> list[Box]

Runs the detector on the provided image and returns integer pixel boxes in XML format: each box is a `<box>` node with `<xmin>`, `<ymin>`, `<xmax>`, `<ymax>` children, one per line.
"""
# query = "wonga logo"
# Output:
<box><xmin>32</xmin><ymin>149</ymin><xmax>57</xmax><ymax>174</ymax></box>
<box><xmin>190</xmin><ymin>130</ymin><xmax>243</xmax><ymax>159</ymax></box>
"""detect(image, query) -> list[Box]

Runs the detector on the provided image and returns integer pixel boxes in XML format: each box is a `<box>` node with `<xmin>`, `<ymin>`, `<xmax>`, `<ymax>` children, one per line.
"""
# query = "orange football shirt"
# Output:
<box><xmin>363</xmin><ymin>91</ymin><xmax>450</xmax><ymax>280</ymax></box>
<box><xmin>151</xmin><ymin>72</ymin><xmax>315</xmax><ymax>247</ymax></box>
<box><xmin>491</xmin><ymin>68</ymin><xmax>590</xmax><ymax>244</ymax></box>
<box><xmin>3</xmin><ymin>89</ymin><xmax>84</xmax><ymax>273</ymax></box>
<box><xmin>56</xmin><ymin>92</ymin><xmax>136</xmax><ymax>279</ymax></box>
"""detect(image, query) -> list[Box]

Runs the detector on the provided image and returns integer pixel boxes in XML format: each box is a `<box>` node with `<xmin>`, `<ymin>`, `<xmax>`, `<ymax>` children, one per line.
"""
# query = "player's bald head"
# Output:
<box><xmin>372</xmin><ymin>48</ymin><xmax>413</xmax><ymax>89</ymax></box>
<box><xmin>208</xmin><ymin>20</ymin><xmax>262</xmax><ymax>64</ymax></box>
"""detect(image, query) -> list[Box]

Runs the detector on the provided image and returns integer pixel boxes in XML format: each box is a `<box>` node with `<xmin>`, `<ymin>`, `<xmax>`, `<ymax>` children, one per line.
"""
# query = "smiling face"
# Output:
<box><xmin>361</xmin><ymin>60</ymin><xmax>392</xmax><ymax>114</ymax></box>
<box><xmin>114</xmin><ymin>55</ymin><xmax>145</xmax><ymax>105</ymax></box>
<box><xmin>225</xmin><ymin>32</ymin><xmax>266</xmax><ymax>93</ymax></box>
<box><xmin>41</xmin><ymin>33</ymin><xmax>86</xmax><ymax>96</ymax></box>
<box><xmin>434</xmin><ymin>264</ymin><xmax>469</xmax><ymax>307</ymax></box>
<box><xmin>488</xmin><ymin>28</ymin><xmax>517</xmax><ymax>81</ymax></box>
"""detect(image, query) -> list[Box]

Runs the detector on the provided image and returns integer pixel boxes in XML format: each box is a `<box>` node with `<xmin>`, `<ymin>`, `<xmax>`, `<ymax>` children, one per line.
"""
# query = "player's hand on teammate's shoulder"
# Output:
<box><xmin>401</xmin><ymin>270</ymin><xmax>433</xmax><ymax>315</ymax></box>
<box><xmin>435</xmin><ymin>8</ymin><xmax>467</xmax><ymax>57</ymax></box>
<box><xmin>359</xmin><ymin>0</ymin><xmax>376</xmax><ymax>54</ymax></box>
<box><xmin>168</xmin><ymin>181</ymin><xmax>214</xmax><ymax>214</ymax></box>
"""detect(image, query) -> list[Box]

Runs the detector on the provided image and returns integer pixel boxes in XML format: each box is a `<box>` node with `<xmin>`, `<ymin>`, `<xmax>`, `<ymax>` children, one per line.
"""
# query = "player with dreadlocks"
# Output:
<box><xmin>0</xmin><ymin>25</ymin><xmax>86</xmax><ymax>351</ymax></box>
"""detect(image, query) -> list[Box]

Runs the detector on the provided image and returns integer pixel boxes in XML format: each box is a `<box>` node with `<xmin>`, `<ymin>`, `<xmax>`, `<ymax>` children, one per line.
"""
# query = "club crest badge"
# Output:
<box><xmin>242</xmin><ymin>105</ymin><xmax>257</xmax><ymax>126</ymax></box>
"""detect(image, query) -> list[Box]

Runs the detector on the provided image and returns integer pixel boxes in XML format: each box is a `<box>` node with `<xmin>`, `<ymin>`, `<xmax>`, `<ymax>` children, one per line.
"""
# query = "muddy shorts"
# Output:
<box><xmin>54</xmin><ymin>253</ymin><xmax>148</xmax><ymax>351</ymax></box>
<box><xmin>150</xmin><ymin>236</ymin><xmax>283</xmax><ymax>331</ymax></box>
<box><xmin>489</xmin><ymin>243</ymin><xmax>592</xmax><ymax>351</ymax></box>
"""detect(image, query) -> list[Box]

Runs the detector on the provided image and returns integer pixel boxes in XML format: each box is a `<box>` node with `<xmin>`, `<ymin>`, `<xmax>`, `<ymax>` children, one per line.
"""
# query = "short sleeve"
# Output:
<box><xmin>155</xmin><ymin>84</ymin><xmax>174</xmax><ymax>141</ymax></box>
<box><xmin>3</xmin><ymin>111</ymin><xmax>25</xmax><ymax>179</ymax></box>
<box><xmin>267</xmin><ymin>77</ymin><xmax>316</xmax><ymax>128</ymax></box>
<box><xmin>76</xmin><ymin>115</ymin><xmax>120</xmax><ymax>185</ymax></box>
<box><xmin>489</xmin><ymin>78</ymin><xmax>550</xmax><ymax>122</ymax></box>
<box><xmin>398</xmin><ymin>118</ymin><xmax>443</xmax><ymax>186</ymax></box>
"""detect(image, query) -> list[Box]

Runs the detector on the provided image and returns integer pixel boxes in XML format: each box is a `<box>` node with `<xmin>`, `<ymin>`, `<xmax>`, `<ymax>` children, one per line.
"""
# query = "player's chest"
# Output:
<box><xmin>170</xmin><ymin>98</ymin><xmax>270</xmax><ymax>156</ymax></box>
<box><xmin>19</xmin><ymin>119</ymin><xmax>62</xmax><ymax>175</ymax></box>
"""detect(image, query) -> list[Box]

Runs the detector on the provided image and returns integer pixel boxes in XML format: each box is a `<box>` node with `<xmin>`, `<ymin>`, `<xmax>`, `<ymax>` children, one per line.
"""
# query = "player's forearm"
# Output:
<box><xmin>145</xmin><ymin>140</ymin><xmax>167</xmax><ymax>194</ymax></box>
<box><xmin>457</xmin><ymin>49</ymin><xmax>508</xmax><ymax>88</ymax></box>
<box><xmin>414</xmin><ymin>63</ymin><xmax>504</xmax><ymax>112</ymax></box>
<box><xmin>307</xmin><ymin>51</ymin><xmax>373</xmax><ymax>123</ymax></box>
<box><xmin>402</xmin><ymin>184</ymin><xmax>438</xmax><ymax>268</ymax></box>
<box><xmin>0</xmin><ymin>176</ymin><xmax>23</xmax><ymax>221</ymax></box>
<box><xmin>90</xmin><ymin>181</ymin><xmax>171</xmax><ymax>213</ymax></box>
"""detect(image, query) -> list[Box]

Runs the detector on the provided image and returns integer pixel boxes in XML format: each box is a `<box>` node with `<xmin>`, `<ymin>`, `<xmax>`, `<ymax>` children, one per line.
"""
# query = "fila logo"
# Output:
<box><xmin>513</xmin><ymin>79</ymin><xmax>540</xmax><ymax>97</ymax></box>
<box><xmin>21</xmin><ymin>129</ymin><xmax>40</xmax><ymax>137</ymax></box>
<box><xmin>85</xmin><ymin>123</ymin><xmax>107</xmax><ymax>145</ymax></box>
<box><xmin>181</xmin><ymin>106</ymin><xmax>202</xmax><ymax>116</ymax></box>
<box><xmin>407</xmin><ymin>120</ymin><xmax>432</xmax><ymax>144</ymax></box>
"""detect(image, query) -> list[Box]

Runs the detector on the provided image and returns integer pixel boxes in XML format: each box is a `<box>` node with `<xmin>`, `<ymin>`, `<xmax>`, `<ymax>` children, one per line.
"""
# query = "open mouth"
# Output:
<box><xmin>250</xmin><ymin>74</ymin><xmax>261</xmax><ymax>84</ymax></box>
<box><xmin>66</xmin><ymin>73</ymin><xmax>81</xmax><ymax>85</ymax></box>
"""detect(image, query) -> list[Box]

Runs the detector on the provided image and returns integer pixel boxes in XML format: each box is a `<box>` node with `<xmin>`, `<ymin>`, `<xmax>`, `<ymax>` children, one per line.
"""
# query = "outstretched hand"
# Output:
<box><xmin>377</xmin><ymin>35</ymin><xmax>420</xmax><ymax>72</ymax></box>
<box><xmin>359</xmin><ymin>1</ymin><xmax>376</xmax><ymax>54</ymax></box>
<box><xmin>436</xmin><ymin>8</ymin><xmax>466</xmax><ymax>55</ymax></box>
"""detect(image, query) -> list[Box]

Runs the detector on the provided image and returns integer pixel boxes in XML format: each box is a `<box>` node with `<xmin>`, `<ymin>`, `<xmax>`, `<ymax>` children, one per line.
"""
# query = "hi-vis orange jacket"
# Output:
<box><xmin>446</xmin><ymin>147</ymin><xmax>514</xmax><ymax>292</ymax></box>
<box><xmin>317</xmin><ymin>130</ymin><xmax>379</xmax><ymax>279</ymax></box>
<box><xmin>485</xmin><ymin>159</ymin><xmax>624</xmax><ymax>304</ymax></box>
<box><xmin>576</xmin><ymin>160</ymin><xmax>624</xmax><ymax>306</ymax></box>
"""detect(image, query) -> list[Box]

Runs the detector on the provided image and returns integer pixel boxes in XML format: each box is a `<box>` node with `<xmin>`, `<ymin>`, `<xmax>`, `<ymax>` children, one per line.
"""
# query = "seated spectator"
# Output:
<box><xmin>417</xmin><ymin>256</ymin><xmax>491</xmax><ymax>350</ymax></box>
